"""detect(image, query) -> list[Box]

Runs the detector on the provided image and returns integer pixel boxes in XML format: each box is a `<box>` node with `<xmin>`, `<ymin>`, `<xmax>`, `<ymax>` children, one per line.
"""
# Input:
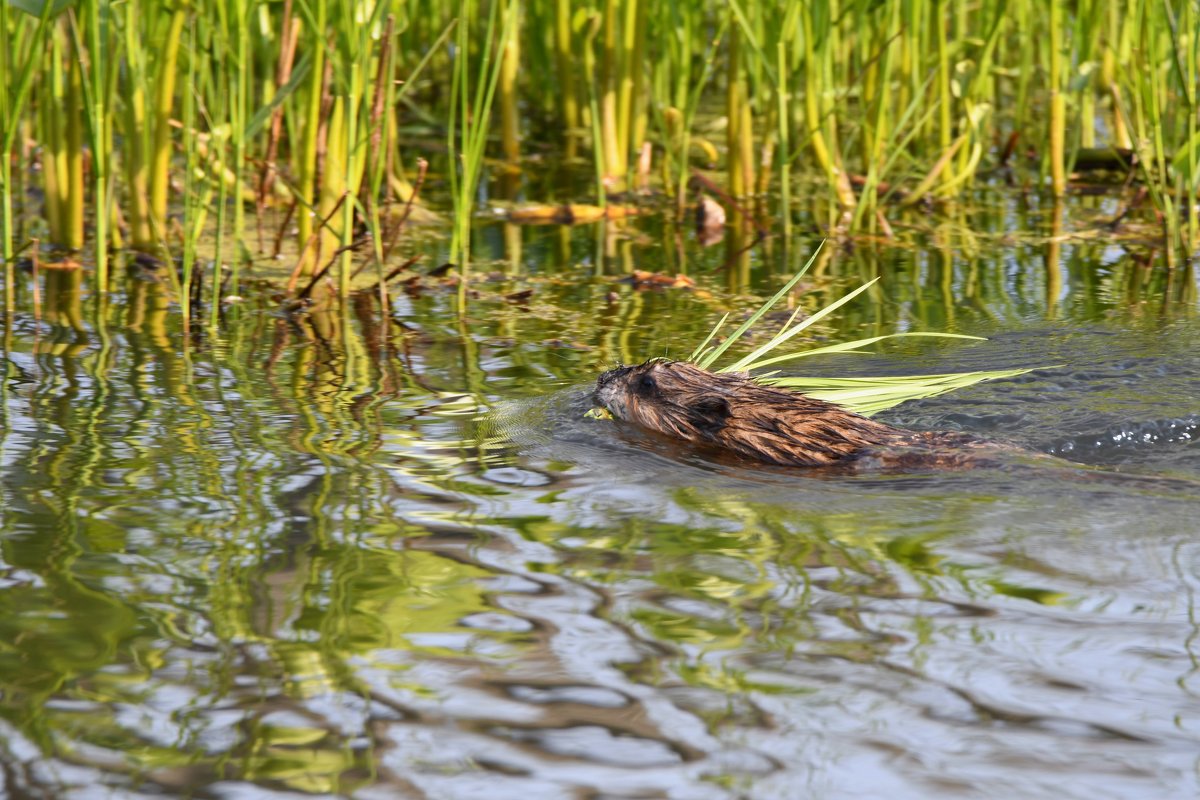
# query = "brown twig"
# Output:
<box><xmin>998</xmin><ymin>130</ymin><xmax>1020</xmax><ymax>168</ymax></box>
<box><xmin>31</xmin><ymin>239</ymin><xmax>41</xmax><ymax>325</ymax></box>
<box><xmin>309</xmin><ymin>39</ymin><xmax>337</xmax><ymax>268</ymax></box>
<box><xmin>361</xmin><ymin>254</ymin><xmax>421</xmax><ymax>293</ymax></box>
<box><xmin>848</xmin><ymin>173</ymin><xmax>911</xmax><ymax>204</ymax></box>
<box><xmin>711</xmin><ymin>229</ymin><xmax>767</xmax><ymax>274</ymax></box>
<box><xmin>382</xmin><ymin>157</ymin><xmax>427</xmax><ymax>262</ymax></box>
<box><xmin>285</xmin><ymin>192</ymin><xmax>348</xmax><ymax>295</ymax></box>
<box><xmin>273</xmin><ymin>198</ymin><xmax>297</xmax><ymax>258</ymax></box>
<box><xmin>298</xmin><ymin>232</ymin><xmax>374</xmax><ymax>301</ymax></box>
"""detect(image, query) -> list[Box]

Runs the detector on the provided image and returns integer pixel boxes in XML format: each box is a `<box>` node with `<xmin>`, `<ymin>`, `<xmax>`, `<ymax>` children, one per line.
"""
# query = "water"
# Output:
<box><xmin>1</xmin><ymin>202</ymin><xmax>1199</xmax><ymax>798</ymax></box>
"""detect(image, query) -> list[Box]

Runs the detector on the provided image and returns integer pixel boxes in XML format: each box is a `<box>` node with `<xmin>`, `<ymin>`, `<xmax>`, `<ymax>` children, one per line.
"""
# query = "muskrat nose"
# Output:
<box><xmin>594</xmin><ymin>365</ymin><xmax>632</xmax><ymax>409</ymax></box>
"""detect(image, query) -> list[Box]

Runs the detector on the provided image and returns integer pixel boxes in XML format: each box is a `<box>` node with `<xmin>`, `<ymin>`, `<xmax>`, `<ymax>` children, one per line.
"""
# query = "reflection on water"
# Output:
<box><xmin>1</xmin><ymin>204</ymin><xmax>1199</xmax><ymax>798</ymax></box>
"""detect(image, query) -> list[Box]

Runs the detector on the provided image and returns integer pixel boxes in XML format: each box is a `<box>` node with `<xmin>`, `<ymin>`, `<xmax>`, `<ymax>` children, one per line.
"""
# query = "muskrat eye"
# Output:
<box><xmin>636</xmin><ymin>373</ymin><xmax>657</xmax><ymax>395</ymax></box>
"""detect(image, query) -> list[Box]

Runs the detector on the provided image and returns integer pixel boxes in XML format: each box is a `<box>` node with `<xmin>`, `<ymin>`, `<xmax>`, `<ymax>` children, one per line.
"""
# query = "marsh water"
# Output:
<box><xmin>2</xmin><ymin>192</ymin><xmax>1200</xmax><ymax>798</ymax></box>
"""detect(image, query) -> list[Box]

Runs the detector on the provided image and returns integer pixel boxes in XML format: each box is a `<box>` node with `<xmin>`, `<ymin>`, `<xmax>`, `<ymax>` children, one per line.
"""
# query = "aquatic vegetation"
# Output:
<box><xmin>1</xmin><ymin>6</ymin><xmax>1199</xmax><ymax>797</ymax></box>
<box><xmin>684</xmin><ymin>245</ymin><xmax>1039</xmax><ymax>418</ymax></box>
<box><xmin>1</xmin><ymin>153</ymin><xmax>1199</xmax><ymax>796</ymax></box>
<box><xmin>448</xmin><ymin>0</ymin><xmax>516</xmax><ymax>275</ymax></box>
<box><xmin>0</xmin><ymin>0</ymin><xmax>1194</xmax><ymax>322</ymax></box>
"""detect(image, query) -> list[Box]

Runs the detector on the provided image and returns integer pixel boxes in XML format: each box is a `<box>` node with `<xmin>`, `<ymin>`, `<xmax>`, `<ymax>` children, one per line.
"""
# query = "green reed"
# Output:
<box><xmin>39</xmin><ymin>20</ymin><xmax>85</xmax><ymax>251</ymax></box>
<box><xmin>2</xmin><ymin>0</ymin><xmax>55</xmax><ymax>270</ymax></box>
<box><xmin>581</xmin><ymin>8</ymin><xmax>608</xmax><ymax>208</ymax></box>
<box><xmin>74</xmin><ymin>0</ymin><xmax>116</xmax><ymax>290</ymax></box>
<box><xmin>498</xmin><ymin>3</ymin><xmax>521</xmax><ymax>166</ymax></box>
<box><xmin>292</xmin><ymin>0</ymin><xmax>326</xmax><ymax>278</ymax></box>
<box><xmin>447</xmin><ymin>0</ymin><xmax>514</xmax><ymax>272</ymax></box>
<box><xmin>550</xmin><ymin>0</ymin><xmax>578</xmax><ymax>159</ymax></box>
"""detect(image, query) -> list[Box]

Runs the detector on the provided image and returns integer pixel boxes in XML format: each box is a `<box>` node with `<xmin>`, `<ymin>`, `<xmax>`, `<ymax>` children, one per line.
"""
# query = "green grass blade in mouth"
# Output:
<box><xmin>718</xmin><ymin>277</ymin><xmax>880</xmax><ymax>374</ymax></box>
<box><xmin>740</xmin><ymin>332</ymin><xmax>985</xmax><ymax>371</ymax></box>
<box><xmin>686</xmin><ymin>311</ymin><xmax>729</xmax><ymax>364</ymax></box>
<box><xmin>761</xmin><ymin>367</ymin><xmax>1041</xmax><ymax>417</ymax></box>
<box><xmin>681</xmin><ymin>247</ymin><xmax>1052</xmax><ymax>417</ymax></box>
<box><xmin>694</xmin><ymin>239</ymin><xmax>825</xmax><ymax>370</ymax></box>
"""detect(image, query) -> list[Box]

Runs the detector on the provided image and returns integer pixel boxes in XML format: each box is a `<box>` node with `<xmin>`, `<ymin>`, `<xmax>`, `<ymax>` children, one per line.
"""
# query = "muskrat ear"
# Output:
<box><xmin>689</xmin><ymin>395</ymin><xmax>731</xmax><ymax>434</ymax></box>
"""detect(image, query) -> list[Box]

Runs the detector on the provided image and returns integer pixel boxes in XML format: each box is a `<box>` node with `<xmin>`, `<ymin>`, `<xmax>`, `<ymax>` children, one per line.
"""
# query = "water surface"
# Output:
<box><xmin>1</xmin><ymin>202</ymin><xmax>1199</xmax><ymax>798</ymax></box>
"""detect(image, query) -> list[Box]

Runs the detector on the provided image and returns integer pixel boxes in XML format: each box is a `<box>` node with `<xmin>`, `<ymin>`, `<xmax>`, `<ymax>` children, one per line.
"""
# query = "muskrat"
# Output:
<box><xmin>594</xmin><ymin>359</ymin><xmax>1013</xmax><ymax>470</ymax></box>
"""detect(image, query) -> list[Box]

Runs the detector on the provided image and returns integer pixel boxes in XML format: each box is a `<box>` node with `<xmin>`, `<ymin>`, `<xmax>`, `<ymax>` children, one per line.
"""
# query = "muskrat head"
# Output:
<box><xmin>594</xmin><ymin>358</ymin><xmax>904</xmax><ymax>466</ymax></box>
<box><xmin>593</xmin><ymin>360</ymin><xmax>736</xmax><ymax>442</ymax></box>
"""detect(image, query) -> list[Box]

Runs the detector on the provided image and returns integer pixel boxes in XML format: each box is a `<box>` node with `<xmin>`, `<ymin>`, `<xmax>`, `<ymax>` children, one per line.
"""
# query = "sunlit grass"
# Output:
<box><xmin>688</xmin><ymin>243</ymin><xmax>1043</xmax><ymax>418</ymax></box>
<box><xmin>1</xmin><ymin>0</ymin><xmax>1197</xmax><ymax>317</ymax></box>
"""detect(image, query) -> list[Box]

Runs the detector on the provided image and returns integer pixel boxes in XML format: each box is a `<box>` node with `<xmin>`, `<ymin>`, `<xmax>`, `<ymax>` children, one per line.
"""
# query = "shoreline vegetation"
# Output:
<box><xmin>0</xmin><ymin>0</ymin><xmax>1197</xmax><ymax>329</ymax></box>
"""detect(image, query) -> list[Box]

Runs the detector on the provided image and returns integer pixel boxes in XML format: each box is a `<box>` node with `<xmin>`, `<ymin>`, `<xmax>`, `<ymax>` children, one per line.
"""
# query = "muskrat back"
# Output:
<box><xmin>593</xmin><ymin>359</ymin><xmax>1003</xmax><ymax>469</ymax></box>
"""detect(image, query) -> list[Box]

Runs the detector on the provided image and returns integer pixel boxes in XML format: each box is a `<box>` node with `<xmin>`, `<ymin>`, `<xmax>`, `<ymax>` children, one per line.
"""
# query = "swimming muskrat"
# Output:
<box><xmin>594</xmin><ymin>359</ymin><xmax>1014</xmax><ymax>470</ymax></box>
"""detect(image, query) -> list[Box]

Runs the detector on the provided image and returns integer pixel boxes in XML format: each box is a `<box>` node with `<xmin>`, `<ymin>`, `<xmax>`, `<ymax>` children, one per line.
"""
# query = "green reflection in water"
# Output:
<box><xmin>0</xmin><ymin>276</ymin><xmax>530</xmax><ymax>794</ymax></box>
<box><xmin>0</xmin><ymin>207</ymin><xmax>1196</xmax><ymax>795</ymax></box>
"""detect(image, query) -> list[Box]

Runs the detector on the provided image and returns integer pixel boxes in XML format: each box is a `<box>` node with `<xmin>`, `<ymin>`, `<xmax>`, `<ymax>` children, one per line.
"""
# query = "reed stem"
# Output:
<box><xmin>1049</xmin><ymin>0</ymin><xmax>1066</xmax><ymax>196</ymax></box>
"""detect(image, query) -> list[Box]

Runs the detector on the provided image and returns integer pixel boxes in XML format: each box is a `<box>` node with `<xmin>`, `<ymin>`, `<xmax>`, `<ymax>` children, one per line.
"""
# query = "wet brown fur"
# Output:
<box><xmin>594</xmin><ymin>360</ymin><xmax>1000</xmax><ymax>469</ymax></box>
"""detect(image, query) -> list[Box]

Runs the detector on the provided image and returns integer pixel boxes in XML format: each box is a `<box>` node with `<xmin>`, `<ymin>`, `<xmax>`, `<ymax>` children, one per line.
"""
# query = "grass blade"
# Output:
<box><xmin>687</xmin><ymin>311</ymin><xmax>729</xmax><ymax>363</ymax></box>
<box><xmin>719</xmin><ymin>277</ymin><xmax>881</xmax><ymax>373</ymax></box>
<box><xmin>695</xmin><ymin>239</ymin><xmax>825</xmax><ymax>370</ymax></box>
<box><xmin>741</xmin><ymin>332</ymin><xmax>985</xmax><ymax>371</ymax></box>
<box><xmin>763</xmin><ymin>367</ymin><xmax>1042</xmax><ymax>417</ymax></box>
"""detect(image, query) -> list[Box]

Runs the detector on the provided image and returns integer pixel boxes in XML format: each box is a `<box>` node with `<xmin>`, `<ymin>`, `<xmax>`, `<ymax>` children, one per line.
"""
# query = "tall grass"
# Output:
<box><xmin>0</xmin><ymin>0</ymin><xmax>1196</xmax><ymax>319</ymax></box>
<box><xmin>1</xmin><ymin>0</ymin><xmax>56</xmax><ymax>275</ymax></box>
<box><xmin>447</xmin><ymin>0</ymin><xmax>515</xmax><ymax>274</ymax></box>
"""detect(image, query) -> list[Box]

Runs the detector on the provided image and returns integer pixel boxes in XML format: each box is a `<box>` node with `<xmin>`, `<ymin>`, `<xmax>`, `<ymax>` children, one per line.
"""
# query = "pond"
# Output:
<box><xmin>1</xmin><ymin>192</ymin><xmax>1199</xmax><ymax>798</ymax></box>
